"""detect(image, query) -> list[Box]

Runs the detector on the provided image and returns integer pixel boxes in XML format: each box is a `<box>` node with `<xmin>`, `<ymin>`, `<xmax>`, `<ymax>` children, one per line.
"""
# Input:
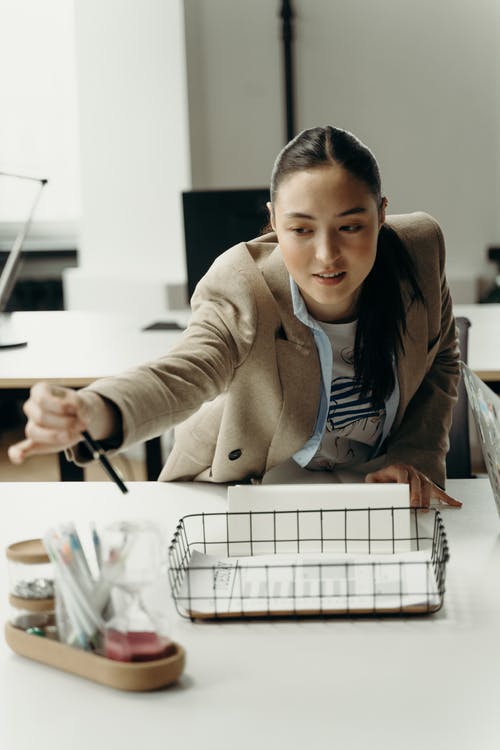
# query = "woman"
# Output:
<box><xmin>9</xmin><ymin>126</ymin><xmax>462</xmax><ymax>508</ymax></box>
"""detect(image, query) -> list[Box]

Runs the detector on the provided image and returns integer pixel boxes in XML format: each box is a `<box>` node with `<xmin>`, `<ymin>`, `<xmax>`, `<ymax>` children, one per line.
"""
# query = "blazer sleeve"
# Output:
<box><xmin>70</xmin><ymin>254</ymin><xmax>259</xmax><ymax>458</ymax></box>
<box><xmin>382</xmin><ymin>217</ymin><xmax>460</xmax><ymax>487</ymax></box>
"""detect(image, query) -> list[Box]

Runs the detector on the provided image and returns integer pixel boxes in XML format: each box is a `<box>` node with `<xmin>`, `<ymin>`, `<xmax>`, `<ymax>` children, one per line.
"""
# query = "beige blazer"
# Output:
<box><xmin>84</xmin><ymin>212</ymin><xmax>459</xmax><ymax>487</ymax></box>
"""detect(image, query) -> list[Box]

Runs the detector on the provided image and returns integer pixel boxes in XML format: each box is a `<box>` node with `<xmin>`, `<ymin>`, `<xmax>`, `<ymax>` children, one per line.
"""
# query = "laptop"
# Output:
<box><xmin>463</xmin><ymin>362</ymin><xmax>500</xmax><ymax>514</ymax></box>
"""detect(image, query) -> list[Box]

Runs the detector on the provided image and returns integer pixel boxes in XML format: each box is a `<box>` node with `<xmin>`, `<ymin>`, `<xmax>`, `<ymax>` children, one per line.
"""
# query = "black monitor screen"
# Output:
<box><xmin>182</xmin><ymin>188</ymin><xmax>270</xmax><ymax>299</ymax></box>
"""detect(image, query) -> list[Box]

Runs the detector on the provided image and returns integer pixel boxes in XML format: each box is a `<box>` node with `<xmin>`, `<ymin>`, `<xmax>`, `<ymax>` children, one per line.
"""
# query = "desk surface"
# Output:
<box><xmin>0</xmin><ymin>306</ymin><xmax>499</xmax><ymax>388</ymax></box>
<box><xmin>0</xmin><ymin>310</ymin><xmax>188</xmax><ymax>388</ymax></box>
<box><xmin>1</xmin><ymin>478</ymin><xmax>500</xmax><ymax>750</ymax></box>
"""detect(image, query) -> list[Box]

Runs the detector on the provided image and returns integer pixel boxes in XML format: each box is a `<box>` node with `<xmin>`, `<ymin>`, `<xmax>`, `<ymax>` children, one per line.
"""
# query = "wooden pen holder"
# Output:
<box><xmin>5</xmin><ymin>537</ymin><xmax>185</xmax><ymax>691</ymax></box>
<box><xmin>5</xmin><ymin>622</ymin><xmax>185</xmax><ymax>691</ymax></box>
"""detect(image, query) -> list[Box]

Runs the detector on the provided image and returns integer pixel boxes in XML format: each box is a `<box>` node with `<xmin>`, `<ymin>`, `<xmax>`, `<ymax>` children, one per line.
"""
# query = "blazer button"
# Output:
<box><xmin>228</xmin><ymin>449</ymin><xmax>242</xmax><ymax>461</ymax></box>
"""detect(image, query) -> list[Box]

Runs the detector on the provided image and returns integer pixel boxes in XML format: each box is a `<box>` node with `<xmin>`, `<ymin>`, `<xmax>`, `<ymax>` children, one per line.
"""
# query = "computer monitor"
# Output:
<box><xmin>182</xmin><ymin>188</ymin><xmax>270</xmax><ymax>299</ymax></box>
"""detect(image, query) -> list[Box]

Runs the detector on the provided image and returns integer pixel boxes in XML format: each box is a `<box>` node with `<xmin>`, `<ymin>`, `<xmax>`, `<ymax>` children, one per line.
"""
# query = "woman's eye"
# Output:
<box><xmin>340</xmin><ymin>224</ymin><xmax>362</xmax><ymax>233</ymax></box>
<box><xmin>291</xmin><ymin>227</ymin><xmax>311</xmax><ymax>235</ymax></box>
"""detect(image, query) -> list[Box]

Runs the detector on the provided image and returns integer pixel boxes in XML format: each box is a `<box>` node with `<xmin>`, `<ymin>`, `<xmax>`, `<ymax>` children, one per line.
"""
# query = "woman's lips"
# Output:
<box><xmin>313</xmin><ymin>271</ymin><xmax>346</xmax><ymax>286</ymax></box>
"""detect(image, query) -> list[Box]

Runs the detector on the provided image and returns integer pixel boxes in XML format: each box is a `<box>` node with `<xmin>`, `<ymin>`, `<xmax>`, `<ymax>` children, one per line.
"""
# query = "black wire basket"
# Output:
<box><xmin>168</xmin><ymin>507</ymin><xmax>449</xmax><ymax>620</ymax></box>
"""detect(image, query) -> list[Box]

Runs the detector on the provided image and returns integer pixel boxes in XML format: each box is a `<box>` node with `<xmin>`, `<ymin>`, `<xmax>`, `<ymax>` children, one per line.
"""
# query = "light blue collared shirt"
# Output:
<box><xmin>289</xmin><ymin>276</ymin><xmax>400</xmax><ymax>467</ymax></box>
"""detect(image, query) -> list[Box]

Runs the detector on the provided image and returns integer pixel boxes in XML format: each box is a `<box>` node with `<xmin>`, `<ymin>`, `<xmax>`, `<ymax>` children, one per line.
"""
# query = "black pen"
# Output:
<box><xmin>81</xmin><ymin>430</ymin><xmax>128</xmax><ymax>494</ymax></box>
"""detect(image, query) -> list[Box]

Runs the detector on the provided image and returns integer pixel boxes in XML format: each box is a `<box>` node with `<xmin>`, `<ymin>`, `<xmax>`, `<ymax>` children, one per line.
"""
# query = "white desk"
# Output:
<box><xmin>0</xmin><ymin>310</ymin><xmax>187</xmax><ymax>387</ymax></box>
<box><xmin>0</xmin><ymin>311</ymin><xmax>187</xmax><ymax>479</ymax></box>
<box><xmin>1</xmin><ymin>478</ymin><xmax>500</xmax><ymax>750</ymax></box>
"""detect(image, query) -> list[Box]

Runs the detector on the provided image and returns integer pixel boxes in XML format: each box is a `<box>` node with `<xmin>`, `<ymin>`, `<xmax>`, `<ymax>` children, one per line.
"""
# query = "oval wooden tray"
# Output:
<box><xmin>4</xmin><ymin>622</ymin><xmax>185</xmax><ymax>692</ymax></box>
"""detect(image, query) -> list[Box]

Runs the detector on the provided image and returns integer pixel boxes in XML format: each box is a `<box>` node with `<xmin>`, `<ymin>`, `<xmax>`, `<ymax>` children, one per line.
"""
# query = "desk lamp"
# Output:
<box><xmin>0</xmin><ymin>171</ymin><xmax>48</xmax><ymax>348</ymax></box>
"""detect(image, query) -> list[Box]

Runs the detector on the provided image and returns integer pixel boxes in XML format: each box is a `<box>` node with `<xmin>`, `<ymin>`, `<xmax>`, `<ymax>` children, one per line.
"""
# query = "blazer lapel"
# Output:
<box><xmin>259</xmin><ymin>244</ymin><xmax>314</xmax><ymax>347</ymax></box>
<box><xmin>256</xmin><ymin>245</ymin><xmax>321</xmax><ymax>470</ymax></box>
<box><xmin>265</xmin><ymin>336</ymin><xmax>321</xmax><ymax>471</ymax></box>
<box><xmin>394</xmin><ymin>300</ymin><xmax>429</xmax><ymax>431</ymax></box>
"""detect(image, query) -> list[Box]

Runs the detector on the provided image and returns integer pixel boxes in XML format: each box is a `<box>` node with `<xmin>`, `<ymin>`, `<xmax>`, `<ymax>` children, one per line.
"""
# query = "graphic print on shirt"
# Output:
<box><xmin>326</xmin><ymin>345</ymin><xmax>383</xmax><ymax>436</ymax></box>
<box><xmin>326</xmin><ymin>376</ymin><xmax>383</xmax><ymax>432</ymax></box>
<box><xmin>340</xmin><ymin>346</ymin><xmax>354</xmax><ymax>366</ymax></box>
<box><xmin>308</xmin><ymin>326</ymin><xmax>387</xmax><ymax>469</ymax></box>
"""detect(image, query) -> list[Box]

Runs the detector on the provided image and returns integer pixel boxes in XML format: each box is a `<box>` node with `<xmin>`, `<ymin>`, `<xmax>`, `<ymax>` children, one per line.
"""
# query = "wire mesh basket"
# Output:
<box><xmin>168</xmin><ymin>507</ymin><xmax>449</xmax><ymax>620</ymax></box>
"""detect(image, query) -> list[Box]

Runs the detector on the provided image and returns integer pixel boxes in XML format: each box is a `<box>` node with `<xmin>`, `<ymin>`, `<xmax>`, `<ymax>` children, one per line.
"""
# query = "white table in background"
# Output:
<box><xmin>0</xmin><ymin>310</ymin><xmax>188</xmax><ymax>479</ymax></box>
<box><xmin>1</xmin><ymin>477</ymin><xmax>500</xmax><ymax>750</ymax></box>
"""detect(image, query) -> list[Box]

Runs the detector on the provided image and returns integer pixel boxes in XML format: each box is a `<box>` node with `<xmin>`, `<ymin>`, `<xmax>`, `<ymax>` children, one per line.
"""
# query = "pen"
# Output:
<box><xmin>81</xmin><ymin>430</ymin><xmax>128</xmax><ymax>494</ymax></box>
<box><xmin>90</xmin><ymin>522</ymin><xmax>103</xmax><ymax>571</ymax></box>
<box><xmin>69</xmin><ymin>529</ymin><xmax>93</xmax><ymax>587</ymax></box>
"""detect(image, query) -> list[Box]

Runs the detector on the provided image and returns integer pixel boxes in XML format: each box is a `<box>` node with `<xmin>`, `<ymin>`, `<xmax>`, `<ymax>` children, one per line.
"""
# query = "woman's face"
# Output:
<box><xmin>269</xmin><ymin>164</ymin><xmax>386</xmax><ymax>322</ymax></box>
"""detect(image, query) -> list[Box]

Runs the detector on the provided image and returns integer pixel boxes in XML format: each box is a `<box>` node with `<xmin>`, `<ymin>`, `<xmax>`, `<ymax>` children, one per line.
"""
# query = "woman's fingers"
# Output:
<box><xmin>365</xmin><ymin>464</ymin><xmax>407</xmax><ymax>484</ymax></box>
<box><xmin>24</xmin><ymin>417</ymin><xmax>85</xmax><ymax>449</ymax></box>
<box><xmin>23</xmin><ymin>398</ymin><xmax>86</xmax><ymax>432</ymax></box>
<box><xmin>411</xmin><ymin>469</ymin><xmax>463</xmax><ymax>508</ymax></box>
<box><xmin>429</xmin><ymin>484</ymin><xmax>463</xmax><ymax>507</ymax></box>
<box><xmin>8</xmin><ymin>438</ymin><xmax>32</xmax><ymax>464</ymax></box>
<box><xmin>409</xmin><ymin>471</ymin><xmax>427</xmax><ymax>508</ymax></box>
<box><xmin>365</xmin><ymin>463</ymin><xmax>463</xmax><ymax>508</ymax></box>
<box><xmin>29</xmin><ymin>382</ymin><xmax>88</xmax><ymax>420</ymax></box>
<box><xmin>8</xmin><ymin>438</ymin><xmax>63</xmax><ymax>464</ymax></box>
<box><xmin>8</xmin><ymin>382</ymin><xmax>89</xmax><ymax>463</ymax></box>
<box><xmin>9</xmin><ymin>383</ymin><xmax>117</xmax><ymax>465</ymax></box>
<box><xmin>9</xmin><ymin>423</ymin><xmax>83</xmax><ymax>463</ymax></box>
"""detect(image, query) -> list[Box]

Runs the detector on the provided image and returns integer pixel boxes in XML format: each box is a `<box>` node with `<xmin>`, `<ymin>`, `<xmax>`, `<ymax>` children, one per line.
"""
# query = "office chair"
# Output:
<box><xmin>445</xmin><ymin>316</ymin><xmax>472</xmax><ymax>479</ymax></box>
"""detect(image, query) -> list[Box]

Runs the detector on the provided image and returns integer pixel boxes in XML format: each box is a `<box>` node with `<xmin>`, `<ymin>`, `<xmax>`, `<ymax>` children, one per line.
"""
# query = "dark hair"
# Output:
<box><xmin>271</xmin><ymin>125</ymin><xmax>382</xmax><ymax>206</ymax></box>
<box><xmin>271</xmin><ymin>126</ymin><xmax>423</xmax><ymax>404</ymax></box>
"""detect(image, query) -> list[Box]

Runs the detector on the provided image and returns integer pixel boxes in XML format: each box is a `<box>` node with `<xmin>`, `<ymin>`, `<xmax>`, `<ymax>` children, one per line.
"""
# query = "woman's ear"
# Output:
<box><xmin>379</xmin><ymin>197</ymin><xmax>388</xmax><ymax>226</ymax></box>
<box><xmin>267</xmin><ymin>201</ymin><xmax>276</xmax><ymax>232</ymax></box>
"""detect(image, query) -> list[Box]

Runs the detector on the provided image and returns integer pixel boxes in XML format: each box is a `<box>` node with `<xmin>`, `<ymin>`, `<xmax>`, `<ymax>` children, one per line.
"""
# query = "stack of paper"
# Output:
<box><xmin>176</xmin><ymin>549</ymin><xmax>439</xmax><ymax>617</ymax></box>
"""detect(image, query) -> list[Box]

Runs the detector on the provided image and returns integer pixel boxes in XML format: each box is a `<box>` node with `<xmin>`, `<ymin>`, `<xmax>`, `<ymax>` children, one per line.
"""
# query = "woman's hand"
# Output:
<box><xmin>8</xmin><ymin>382</ymin><xmax>117</xmax><ymax>464</ymax></box>
<box><xmin>365</xmin><ymin>463</ymin><xmax>462</xmax><ymax>508</ymax></box>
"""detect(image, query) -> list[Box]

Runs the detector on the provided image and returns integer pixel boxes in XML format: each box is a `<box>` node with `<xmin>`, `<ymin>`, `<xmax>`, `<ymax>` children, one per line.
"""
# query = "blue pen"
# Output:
<box><xmin>91</xmin><ymin>523</ymin><xmax>102</xmax><ymax>571</ymax></box>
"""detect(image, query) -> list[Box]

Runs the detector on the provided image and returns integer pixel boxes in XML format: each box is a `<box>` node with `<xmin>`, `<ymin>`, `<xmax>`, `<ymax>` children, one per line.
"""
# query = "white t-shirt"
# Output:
<box><xmin>307</xmin><ymin>319</ymin><xmax>385</xmax><ymax>471</ymax></box>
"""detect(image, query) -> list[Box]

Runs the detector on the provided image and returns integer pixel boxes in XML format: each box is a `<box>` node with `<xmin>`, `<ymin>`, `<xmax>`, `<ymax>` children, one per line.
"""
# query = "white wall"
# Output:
<box><xmin>0</xmin><ymin>0</ymin><xmax>80</xmax><ymax>225</ymax></box>
<box><xmin>68</xmin><ymin>0</ymin><xmax>500</xmax><ymax>309</ymax></box>
<box><xmin>497</xmin><ymin>0</ymin><xmax>500</xmax><ymax>241</ymax></box>
<box><xmin>185</xmin><ymin>0</ymin><xmax>500</xmax><ymax>300</ymax></box>
<box><xmin>65</xmin><ymin>0</ymin><xmax>190</xmax><ymax>316</ymax></box>
<box><xmin>185</xmin><ymin>0</ymin><xmax>284</xmax><ymax>190</ymax></box>
<box><xmin>298</xmin><ymin>0</ymin><xmax>497</xmax><ymax>284</ymax></box>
